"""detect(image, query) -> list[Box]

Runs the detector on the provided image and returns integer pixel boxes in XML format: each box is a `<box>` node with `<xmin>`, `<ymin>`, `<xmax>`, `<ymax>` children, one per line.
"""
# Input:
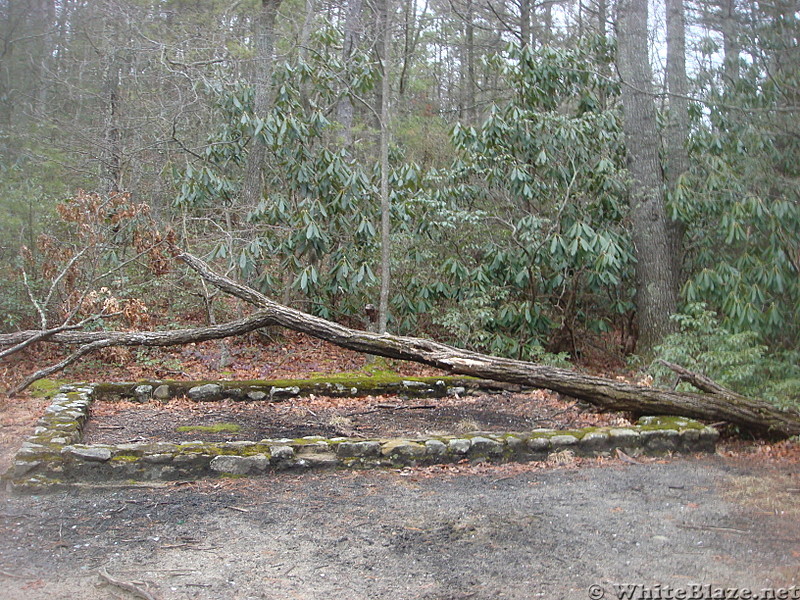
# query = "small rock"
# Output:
<box><xmin>609</xmin><ymin>429</ymin><xmax>640</xmax><ymax>444</ymax></box>
<box><xmin>210</xmin><ymin>455</ymin><xmax>253</xmax><ymax>475</ymax></box>
<box><xmin>63</xmin><ymin>446</ymin><xmax>112</xmax><ymax>462</ymax></box>
<box><xmin>337</xmin><ymin>441</ymin><xmax>380</xmax><ymax>458</ymax></box>
<box><xmin>143</xmin><ymin>454</ymin><xmax>173</xmax><ymax>464</ymax></box>
<box><xmin>581</xmin><ymin>431</ymin><xmax>610</xmax><ymax>448</ymax></box>
<box><xmin>188</xmin><ymin>384</ymin><xmax>223</xmax><ymax>401</ymax></box>
<box><xmin>247</xmin><ymin>391</ymin><xmax>267</xmax><ymax>401</ymax></box>
<box><xmin>270</xmin><ymin>446</ymin><xmax>295</xmax><ymax>461</ymax></box>
<box><xmin>13</xmin><ymin>461</ymin><xmax>41</xmax><ymax>477</ymax></box>
<box><xmin>652</xmin><ymin>535</ymin><xmax>669</xmax><ymax>543</ymax></box>
<box><xmin>269</xmin><ymin>386</ymin><xmax>301</xmax><ymax>401</ymax></box>
<box><xmin>448</xmin><ymin>439</ymin><xmax>472</xmax><ymax>454</ymax></box>
<box><xmin>133</xmin><ymin>385</ymin><xmax>153</xmax><ymax>402</ymax></box>
<box><xmin>381</xmin><ymin>440</ymin><xmax>426</xmax><ymax>457</ymax></box>
<box><xmin>527</xmin><ymin>437</ymin><xmax>551</xmax><ymax>451</ymax></box>
<box><xmin>249</xmin><ymin>454</ymin><xmax>271</xmax><ymax>471</ymax></box>
<box><xmin>425</xmin><ymin>440</ymin><xmax>447</xmax><ymax>456</ymax></box>
<box><xmin>550</xmin><ymin>434</ymin><xmax>579</xmax><ymax>446</ymax></box>
<box><xmin>153</xmin><ymin>385</ymin><xmax>171</xmax><ymax>400</ymax></box>
<box><xmin>469</xmin><ymin>436</ymin><xmax>503</xmax><ymax>455</ymax></box>
<box><xmin>505</xmin><ymin>436</ymin><xmax>523</xmax><ymax>449</ymax></box>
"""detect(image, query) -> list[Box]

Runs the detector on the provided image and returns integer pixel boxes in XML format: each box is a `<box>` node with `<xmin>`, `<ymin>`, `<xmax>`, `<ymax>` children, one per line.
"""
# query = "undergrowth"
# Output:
<box><xmin>651</xmin><ymin>304</ymin><xmax>800</xmax><ymax>410</ymax></box>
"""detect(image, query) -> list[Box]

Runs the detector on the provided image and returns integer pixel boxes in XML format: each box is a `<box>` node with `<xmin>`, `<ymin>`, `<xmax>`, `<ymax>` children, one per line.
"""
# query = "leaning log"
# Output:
<box><xmin>177</xmin><ymin>253</ymin><xmax>800</xmax><ymax>438</ymax></box>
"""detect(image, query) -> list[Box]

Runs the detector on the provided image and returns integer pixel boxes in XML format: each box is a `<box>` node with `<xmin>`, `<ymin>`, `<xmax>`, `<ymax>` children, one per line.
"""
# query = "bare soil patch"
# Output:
<box><xmin>82</xmin><ymin>389</ymin><xmax>634</xmax><ymax>445</ymax></box>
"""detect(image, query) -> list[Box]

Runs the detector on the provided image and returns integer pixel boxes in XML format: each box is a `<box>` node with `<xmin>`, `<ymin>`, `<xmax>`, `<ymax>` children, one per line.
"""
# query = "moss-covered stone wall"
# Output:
<box><xmin>5</xmin><ymin>381</ymin><xmax>720</xmax><ymax>492</ymax></box>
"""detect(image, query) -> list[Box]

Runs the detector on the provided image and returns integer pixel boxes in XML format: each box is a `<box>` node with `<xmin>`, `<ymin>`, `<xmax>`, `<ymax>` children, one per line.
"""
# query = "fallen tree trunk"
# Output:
<box><xmin>4</xmin><ymin>312</ymin><xmax>279</xmax><ymax>395</ymax></box>
<box><xmin>174</xmin><ymin>253</ymin><xmax>800</xmax><ymax>437</ymax></box>
<box><xmin>4</xmin><ymin>251</ymin><xmax>799</xmax><ymax>437</ymax></box>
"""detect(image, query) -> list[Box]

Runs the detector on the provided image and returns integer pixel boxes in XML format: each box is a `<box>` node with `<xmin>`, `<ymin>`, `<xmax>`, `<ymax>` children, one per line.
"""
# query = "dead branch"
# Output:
<box><xmin>98</xmin><ymin>568</ymin><xmax>161</xmax><ymax>600</ymax></box>
<box><xmin>3</xmin><ymin>311</ymin><xmax>279</xmax><ymax>394</ymax></box>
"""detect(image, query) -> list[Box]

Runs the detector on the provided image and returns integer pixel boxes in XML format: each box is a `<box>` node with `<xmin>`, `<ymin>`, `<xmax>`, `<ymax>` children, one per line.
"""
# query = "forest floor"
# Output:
<box><xmin>1</xmin><ymin>332</ymin><xmax>799</xmax><ymax>599</ymax></box>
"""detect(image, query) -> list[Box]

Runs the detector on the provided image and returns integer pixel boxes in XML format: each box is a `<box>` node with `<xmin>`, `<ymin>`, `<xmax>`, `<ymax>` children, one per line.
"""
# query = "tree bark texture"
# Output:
<box><xmin>178</xmin><ymin>253</ymin><xmax>800</xmax><ymax>437</ymax></box>
<box><xmin>378</xmin><ymin>0</ymin><xmax>392</xmax><ymax>334</ymax></box>
<box><xmin>242</xmin><ymin>0</ymin><xmax>282</xmax><ymax>208</ymax></box>
<box><xmin>4</xmin><ymin>252</ymin><xmax>800</xmax><ymax>436</ymax></box>
<box><xmin>616</xmin><ymin>0</ymin><xmax>678</xmax><ymax>352</ymax></box>
<box><xmin>664</xmin><ymin>0</ymin><xmax>689</xmax><ymax>291</ymax></box>
<box><xmin>335</xmin><ymin>0</ymin><xmax>362</xmax><ymax>147</ymax></box>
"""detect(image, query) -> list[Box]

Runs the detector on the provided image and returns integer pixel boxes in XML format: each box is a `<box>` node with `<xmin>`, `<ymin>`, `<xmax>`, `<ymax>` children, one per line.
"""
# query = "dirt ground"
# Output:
<box><xmin>82</xmin><ymin>390</ymin><xmax>633</xmax><ymax>444</ymax></box>
<box><xmin>1</xmin><ymin>455</ymin><xmax>799</xmax><ymax>600</ymax></box>
<box><xmin>1</xmin><ymin>335</ymin><xmax>799</xmax><ymax>600</ymax></box>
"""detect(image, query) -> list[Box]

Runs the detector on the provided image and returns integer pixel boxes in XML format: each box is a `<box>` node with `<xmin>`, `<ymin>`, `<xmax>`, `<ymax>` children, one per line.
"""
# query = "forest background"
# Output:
<box><xmin>0</xmin><ymin>0</ymin><xmax>798</xmax><ymax>410</ymax></box>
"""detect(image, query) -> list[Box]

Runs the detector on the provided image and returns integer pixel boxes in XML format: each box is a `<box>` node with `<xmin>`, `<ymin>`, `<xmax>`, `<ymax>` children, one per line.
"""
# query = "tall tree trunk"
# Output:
<box><xmin>617</xmin><ymin>0</ymin><xmax>678</xmax><ymax>353</ymax></box>
<box><xmin>664</xmin><ymin>0</ymin><xmax>689</xmax><ymax>292</ymax></box>
<box><xmin>378</xmin><ymin>0</ymin><xmax>392</xmax><ymax>333</ymax></box>
<box><xmin>721</xmin><ymin>0</ymin><xmax>740</xmax><ymax>85</ymax></box>
<box><xmin>30</xmin><ymin>0</ymin><xmax>55</xmax><ymax>115</ymax></box>
<box><xmin>520</xmin><ymin>0</ymin><xmax>531</xmax><ymax>47</ymax></box>
<box><xmin>242</xmin><ymin>0</ymin><xmax>282</xmax><ymax>208</ymax></box>
<box><xmin>336</xmin><ymin>0</ymin><xmax>362</xmax><ymax>148</ymax></box>
<box><xmin>464</xmin><ymin>0</ymin><xmax>476</xmax><ymax>123</ymax></box>
<box><xmin>103</xmin><ymin>53</ymin><xmax>122</xmax><ymax>193</ymax></box>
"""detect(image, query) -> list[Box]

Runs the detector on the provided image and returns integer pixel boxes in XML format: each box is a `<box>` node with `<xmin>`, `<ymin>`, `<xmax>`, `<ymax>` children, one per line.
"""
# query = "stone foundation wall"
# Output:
<box><xmin>6</xmin><ymin>382</ymin><xmax>719</xmax><ymax>491</ymax></box>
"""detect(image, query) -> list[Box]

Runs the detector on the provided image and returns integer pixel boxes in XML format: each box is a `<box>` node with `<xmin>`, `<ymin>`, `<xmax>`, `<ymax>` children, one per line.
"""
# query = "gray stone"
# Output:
<box><xmin>173</xmin><ymin>453</ymin><xmax>210</xmax><ymax>467</ymax></box>
<box><xmin>550</xmin><ymin>434</ymin><xmax>579</xmax><ymax>446</ymax></box>
<box><xmin>448</xmin><ymin>439</ymin><xmax>472</xmax><ymax>454</ymax></box>
<box><xmin>133</xmin><ymin>385</ymin><xmax>153</xmax><ymax>402</ymax></box>
<box><xmin>641</xmin><ymin>429</ymin><xmax>680</xmax><ymax>451</ymax></box>
<box><xmin>581</xmin><ymin>431</ymin><xmax>610</xmax><ymax>448</ymax></box>
<box><xmin>402</xmin><ymin>380</ymin><xmax>427</xmax><ymax>388</ymax></box>
<box><xmin>247</xmin><ymin>391</ymin><xmax>267</xmax><ymax>401</ymax></box>
<box><xmin>249</xmin><ymin>454</ymin><xmax>271</xmax><ymax>471</ymax></box>
<box><xmin>381</xmin><ymin>440</ymin><xmax>426</xmax><ymax>457</ymax></box>
<box><xmin>700</xmin><ymin>427</ymin><xmax>720</xmax><ymax>441</ymax></box>
<box><xmin>269</xmin><ymin>386</ymin><xmax>300</xmax><ymax>400</ymax></box>
<box><xmin>609</xmin><ymin>428</ymin><xmax>640</xmax><ymax>444</ymax></box>
<box><xmin>270</xmin><ymin>446</ymin><xmax>295</xmax><ymax>460</ymax></box>
<box><xmin>13</xmin><ymin>461</ymin><xmax>41</xmax><ymax>477</ymax></box>
<box><xmin>224</xmin><ymin>441</ymin><xmax>257</xmax><ymax>450</ymax></box>
<box><xmin>210</xmin><ymin>455</ymin><xmax>253</xmax><ymax>475</ymax></box>
<box><xmin>153</xmin><ymin>385</ymin><xmax>171</xmax><ymax>400</ymax></box>
<box><xmin>336</xmin><ymin>441</ymin><xmax>380</xmax><ymax>458</ymax></box>
<box><xmin>425</xmin><ymin>440</ymin><xmax>447</xmax><ymax>456</ymax></box>
<box><xmin>50</xmin><ymin>437</ymin><xmax>68</xmax><ymax>445</ymax></box>
<box><xmin>143</xmin><ymin>454</ymin><xmax>173</xmax><ymax>464</ymax></box>
<box><xmin>63</xmin><ymin>446</ymin><xmax>112</xmax><ymax>462</ymax></box>
<box><xmin>682</xmin><ymin>429</ymin><xmax>701</xmax><ymax>442</ymax></box>
<box><xmin>469</xmin><ymin>436</ymin><xmax>503</xmax><ymax>455</ymax></box>
<box><xmin>188</xmin><ymin>384</ymin><xmax>223</xmax><ymax>401</ymax></box>
<box><xmin>300</xmin><ymin>454</ymin><xmax>339</xmax><ymax>468</ymax></box>
<box><xmin>527</xmin><ymin>437</ymin><xmax>551</xmax><ymax>451</ymax></box>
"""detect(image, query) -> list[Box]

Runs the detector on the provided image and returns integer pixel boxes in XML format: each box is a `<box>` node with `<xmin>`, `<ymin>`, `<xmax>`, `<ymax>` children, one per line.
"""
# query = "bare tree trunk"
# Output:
<box><xmin>336</xmin><ymin>0</ymin><xmax>362</xmax><ymax>148</ymax></box>
<box><xmin>378</xmin><ymin>0</ymin><xmax>392</xmax><ymax>334</ymax></box>
<box><xmin>617</xmin><ymin>0</ymin><xmax>678</xmax><ymax>353</ymax></box>
<box><xmin>242</xmin><ymin>0</ymin><xmax>282</xmax><ymax>208</ymax></box>
<box><xmin>103</xmin><ymin>53</ymin><xmax>122</xmax><ymax>193</ymax></box>
<box><xmin>721</xmin><ymin>0</ymin><xmax>740</xmax><ymax>85</ymax></box>
<box><xmin>664</xmin><ymin>0</ymin><xmax>689</xmax><ymax>291</ymax></box>
<box><xmin>464</xmin><ymin>0</ymin><xmax>476</xmax><ymax>123</ymax></box>
<box><xmin>520</xmin><ymin>0</ymin><xmax>532</xmax><ymax>47</ymax></box>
